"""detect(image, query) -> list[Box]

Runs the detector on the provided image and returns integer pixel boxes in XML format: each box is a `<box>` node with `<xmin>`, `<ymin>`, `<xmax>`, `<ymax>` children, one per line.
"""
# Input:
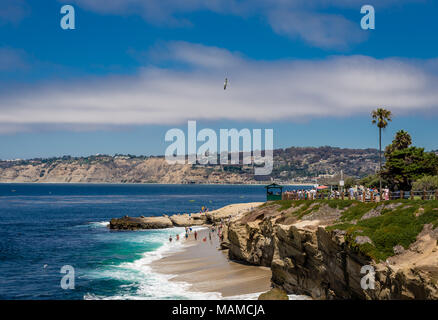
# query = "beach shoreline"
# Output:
<box><xmin>148</xmin><ymin>202</ymin><xmax>274</xmax><ymax>298</ymax></box>
<box><xmin>150</xmin><ymin>226</ymin><xmax>273</xmax><ymax>298</ymax></box>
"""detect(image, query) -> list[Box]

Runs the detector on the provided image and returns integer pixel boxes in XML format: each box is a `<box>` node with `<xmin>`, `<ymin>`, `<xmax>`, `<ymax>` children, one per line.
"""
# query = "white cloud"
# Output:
<box><xmin>1</xmin><ymin>42</ymin><xmax>437</xmax><ymax>133</ymax></box>
<box><xmin>59</xmin><ymin>0</ymin><xmax>422</xmax><ymax>48</ymax></box>
<box><xmin>266</xmin><ymin>10</ymin><xmax>366</xmax><ymax>49</ymax></box>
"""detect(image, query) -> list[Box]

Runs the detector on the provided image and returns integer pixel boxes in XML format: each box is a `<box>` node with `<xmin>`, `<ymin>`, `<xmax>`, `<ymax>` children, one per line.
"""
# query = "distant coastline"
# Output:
<box><xmin>0</xmin><ymin>146</ymin><xmax>379</xmax><ymax>185</ymax></box>
<box><xmin>0</xmin><ymin>181</ymin><xmax>316</xmax><ymax>186</ymax></box>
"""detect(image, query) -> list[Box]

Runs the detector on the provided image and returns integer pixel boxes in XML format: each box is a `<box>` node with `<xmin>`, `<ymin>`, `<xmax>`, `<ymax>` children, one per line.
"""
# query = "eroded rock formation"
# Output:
<box><xmin>224</xmin><ymin>201</ymin><xmax>438</xmax><ymax>300</ymax></box>
<box><xmin>109</xmin><ymin>216</ymin><xmax>174</xmax><ymax>230</ymax></box>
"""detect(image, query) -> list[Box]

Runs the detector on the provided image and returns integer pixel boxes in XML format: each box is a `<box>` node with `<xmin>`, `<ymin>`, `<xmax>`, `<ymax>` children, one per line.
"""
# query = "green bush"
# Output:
<box><xmin>330</xmin><ymin>201</ymin><xmax>438</xmax><ymax>261</ymax></box>
<box><xmin>412</xmin><ymin>175</ymin><xmax>438</xmax><ymax>191</ymax></box>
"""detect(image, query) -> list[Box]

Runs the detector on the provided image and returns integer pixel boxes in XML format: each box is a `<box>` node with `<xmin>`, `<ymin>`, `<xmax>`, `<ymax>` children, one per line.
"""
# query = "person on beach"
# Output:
<box><xmin>176</xmin><ymin>234</ymin><xmax>180</xmax><ymax>241</ymax></box>
<box><xmin>194</xmin><ymin>231</ymin><xmax>198</xmax><ymax>240</ymax></box>
<box><xmin>209</xmin><ymin>232</ymin><xmax>212</xmax><ymax>240</ymax></box>
<box><xmin>169</xmin><ymin>235</ymin><xmax>172</xmax><ymax>243</ymax></box>
<box><xmin>185</xmin><ymin>232</ymin><xmax>188</xmax><ymax>240</ymax></box>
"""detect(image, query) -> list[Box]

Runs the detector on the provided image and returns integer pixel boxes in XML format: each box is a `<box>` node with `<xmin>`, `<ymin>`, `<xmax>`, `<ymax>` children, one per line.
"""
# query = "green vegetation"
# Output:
<box><xmin>328</xmin><ymin>200</ymin><xmax>438</xmax><ymax>261</ymax></box>
<box><xmin>371</xmin><ymin>107</ymin><xmax>393</xmax><ymax>192</ymax></box>
<box><xmin>265</xmin><ymin>199</ymin><xmax>438</xmax><ymax>262</ymax></box>
<box><xmin>292</xmin><ymin>201</ymin><xmax>318</xmax><ymax>219</ymax></box>
<box><xmin>326</xmin><ymin>199</ymin><xmax>354</xmax><ymax>210</ymax></box>
<box><xmin>412</xmin><ymin>175</ymin><xmax>438</xmax><ymax>191</ymax></box>
<box><xmin>359</xmin><ymin>174</ymin><xmax>389</xmax><ymax>189</ymax></box>
<box><xmin>383</xmin><ymin>130</ymin><xmax>438</xmax><ymax>190</ymax></box>
<box><xmin>337</xmin><ymin>202</ymin><xmax>379</xmax><ymax>222</ymax></box>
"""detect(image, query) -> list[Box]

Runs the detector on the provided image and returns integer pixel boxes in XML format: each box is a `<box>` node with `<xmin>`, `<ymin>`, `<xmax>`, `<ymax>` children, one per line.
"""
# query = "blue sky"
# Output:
<box><xmin>0</xmin><ymin>0</ymin><xmax>438</xmax><ymax>159</ymax></box>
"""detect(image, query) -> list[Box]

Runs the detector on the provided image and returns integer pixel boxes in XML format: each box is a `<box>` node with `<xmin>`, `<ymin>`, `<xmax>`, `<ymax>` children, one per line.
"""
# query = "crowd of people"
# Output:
<box><xmin>283</xmin><ymin>189</ymin><xmax>317</xmax><ymax>200</ymax></box>
<box><xmin>283</xmin><ymin>186</ymin><xmax>391</xmax><ymax>202</ymax></box>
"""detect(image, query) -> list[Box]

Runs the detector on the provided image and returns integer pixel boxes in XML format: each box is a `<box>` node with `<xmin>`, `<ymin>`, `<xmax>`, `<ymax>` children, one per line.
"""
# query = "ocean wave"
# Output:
<box><xmin>83</xmin><ymin>225</ymin><xmax>306</xmax><ymax>300</ymax></box>
<box><xmin>84</xmin><ymin>227</ymin><xmax>217</xmax><ymax>300</ymax></box>
<box><xmin>88</xmin><ymin>221</ymin><xmax>109</xmax><ymax>228</ymax></box>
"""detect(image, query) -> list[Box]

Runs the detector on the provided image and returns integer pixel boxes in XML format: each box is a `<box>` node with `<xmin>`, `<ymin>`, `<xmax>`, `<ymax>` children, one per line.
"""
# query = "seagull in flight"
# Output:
<box><xmin>224</xmin><ymin>78</ymin><xmax>228</xmax><ymax>90</ymax></box>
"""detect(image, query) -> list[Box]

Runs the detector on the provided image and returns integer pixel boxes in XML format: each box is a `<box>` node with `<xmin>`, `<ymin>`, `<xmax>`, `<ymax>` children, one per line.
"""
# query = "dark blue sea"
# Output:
<box><xmin>0</xmin><ymin>183</ymin><xmax>307</xmax><ymax>300</ymax></box>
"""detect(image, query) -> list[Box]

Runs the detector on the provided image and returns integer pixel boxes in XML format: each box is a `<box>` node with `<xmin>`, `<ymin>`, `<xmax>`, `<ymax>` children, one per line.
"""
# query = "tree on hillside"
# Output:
<box><xmin>359</xmin><ymin>174</ymin><xmax>389</xmax><ymax>189</ymax></box>
<box><xmin>383</xmin><ymin>131</ymin><xmax>438</xmax><ymax>190</ymax></box>
<box><xmin>372</xmin><ymin>108</ymin><xmax>392</xmax><ymax>194</ymax></box>
<box><xmin>412</xmin><ymin>175</ymin><xmax>438</xmax><ymax>191</ymax></box>
<box><xmin>385</xmin><ymin>130</ymin><xmax>412</xmax><ymax>154</ymax></box>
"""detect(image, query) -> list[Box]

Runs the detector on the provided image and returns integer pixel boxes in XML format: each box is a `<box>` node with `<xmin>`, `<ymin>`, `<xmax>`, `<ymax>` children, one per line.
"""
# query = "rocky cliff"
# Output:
<box><xmin>0</xmin><ymin>156</ymin><xmax>254</xmax><ymax>184</ymax></box>
<box><xmin>224</xmin><ymin>200</ymin><xmax>438</xmax><ymax>299</ymax></box>
<box><xmin>0</xmin><ymin>146</ymin><xmax>379</xmax><ymax>184</ymax></box>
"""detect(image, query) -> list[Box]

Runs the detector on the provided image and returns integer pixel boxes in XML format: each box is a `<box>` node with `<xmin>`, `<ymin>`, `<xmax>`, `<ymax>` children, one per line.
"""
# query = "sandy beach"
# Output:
<box><xmin>151</xmin><ymin>202</ymin><xmax>272</xmax><ymax>298</ymax></box>
<box><xmin>151</xmin><ymin>227</ymin><xmax>272</xmax><ymax>298</ymax></box>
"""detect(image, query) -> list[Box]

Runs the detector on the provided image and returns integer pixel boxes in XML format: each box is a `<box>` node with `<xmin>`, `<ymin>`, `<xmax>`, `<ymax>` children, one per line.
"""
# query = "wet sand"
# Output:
<box><xmin>151</xmin><ymin>227</ymin><xmax>272</xmax><ymax>298</ymax></box>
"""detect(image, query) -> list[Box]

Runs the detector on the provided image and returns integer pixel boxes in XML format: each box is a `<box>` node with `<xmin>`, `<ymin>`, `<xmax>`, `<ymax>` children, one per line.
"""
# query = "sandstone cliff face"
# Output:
<box><xmin>226</xmin><ymin>202</ymin><xmax>438</xmax><ymax>300</ymax></box>
<box><xmin>0</xmin><ymin>157</ymin><xmax>255</xmax><ymax>184</ymax></box>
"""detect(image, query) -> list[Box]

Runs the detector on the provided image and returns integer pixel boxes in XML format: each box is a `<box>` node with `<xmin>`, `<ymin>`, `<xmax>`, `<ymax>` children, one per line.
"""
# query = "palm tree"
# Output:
<box><xmin>393</xmin><ymin>130</ymin><xmax>412</xmax><ymax>150</ymax></box>
<box><xmin>372</xmin><ymin>108</ymin><xmax>392</xmax><ymax>194</ymax></box>
<box><xmin>385</xmin><ymin>130</ymin><xmax>412</xmax><ymax>155</ymax></box>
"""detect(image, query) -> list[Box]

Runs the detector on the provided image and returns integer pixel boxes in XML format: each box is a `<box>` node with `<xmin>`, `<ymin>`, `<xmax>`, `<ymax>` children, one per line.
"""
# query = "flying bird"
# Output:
<box><xmin>224</xmin><ymin>78</ymin><xmax>228</xmax><ymax>90</ymax></box>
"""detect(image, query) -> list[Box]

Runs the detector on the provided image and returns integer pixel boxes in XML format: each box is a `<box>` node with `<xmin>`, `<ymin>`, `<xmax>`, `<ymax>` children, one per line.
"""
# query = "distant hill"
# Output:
<box><xmin>0</xmin><ymin>146</ymin><xmax>379</xmax><ymax>184</ymax></box>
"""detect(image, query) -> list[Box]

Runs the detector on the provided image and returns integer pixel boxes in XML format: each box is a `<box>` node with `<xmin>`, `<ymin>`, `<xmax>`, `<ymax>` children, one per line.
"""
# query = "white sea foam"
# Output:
<box><xmin>84</xmin><ymin>226</ymin><xmax>220</xmax><ymax>300</ymax></box>
<box><xmin>223</xmin><ymin>292</ymin><xmax>310</xmax><ymax>300</ymax></box>
<box><xmin>83</xmin><ymin>225</ymin><xmax>309</xmax><ymax>300</ymax></box>
<box><xmin>88</xmin><ymin>221</ymin><xmax>109</xmax><ymax>227</ymax></box>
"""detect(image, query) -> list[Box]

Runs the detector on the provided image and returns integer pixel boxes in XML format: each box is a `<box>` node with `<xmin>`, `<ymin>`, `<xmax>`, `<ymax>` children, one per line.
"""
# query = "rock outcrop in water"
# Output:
<box><xmin>168</xmin><ymin>213</ymin><xmax>206</xmax><ymax>227</ymax></box>
<box><xmin>109</xmin><ymin>202</ymin><xmax>262</xmax><ymax>230</ymax></box>
<box><xmin>224</xmin><ymin>200</ymin><xmax>438</xmax><ymax>299</ymax></box>
<box><xmin>109</xmin><ymin>216</ymin><xmax>174</xmax><ymax>230</ymax></box>
<box><xmin>258</xmin><ymin>288</ymin><xmax>289</xmax><ymax>300</ymax></box>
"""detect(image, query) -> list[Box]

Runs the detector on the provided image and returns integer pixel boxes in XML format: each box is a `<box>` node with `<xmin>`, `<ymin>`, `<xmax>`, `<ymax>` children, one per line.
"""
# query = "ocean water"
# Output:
<box><xmin>0</xmin><ymin>183</ymin><xmax>307</xmax><ymax>300</ymax></box>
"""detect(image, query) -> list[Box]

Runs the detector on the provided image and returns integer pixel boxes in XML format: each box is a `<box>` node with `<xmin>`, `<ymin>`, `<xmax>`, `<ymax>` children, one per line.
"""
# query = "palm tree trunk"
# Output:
<box><xmin>379</xmin><ymin>126</ymin><xmax>382</xmax><ymax>195</ymax></box>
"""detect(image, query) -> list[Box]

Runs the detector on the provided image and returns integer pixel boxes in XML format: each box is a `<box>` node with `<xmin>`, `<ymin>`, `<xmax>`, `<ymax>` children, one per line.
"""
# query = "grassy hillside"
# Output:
<box><xmin>265</xmin><ymin>199</ymin><xmax>438</xmax><ymax>261</ymax></box>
